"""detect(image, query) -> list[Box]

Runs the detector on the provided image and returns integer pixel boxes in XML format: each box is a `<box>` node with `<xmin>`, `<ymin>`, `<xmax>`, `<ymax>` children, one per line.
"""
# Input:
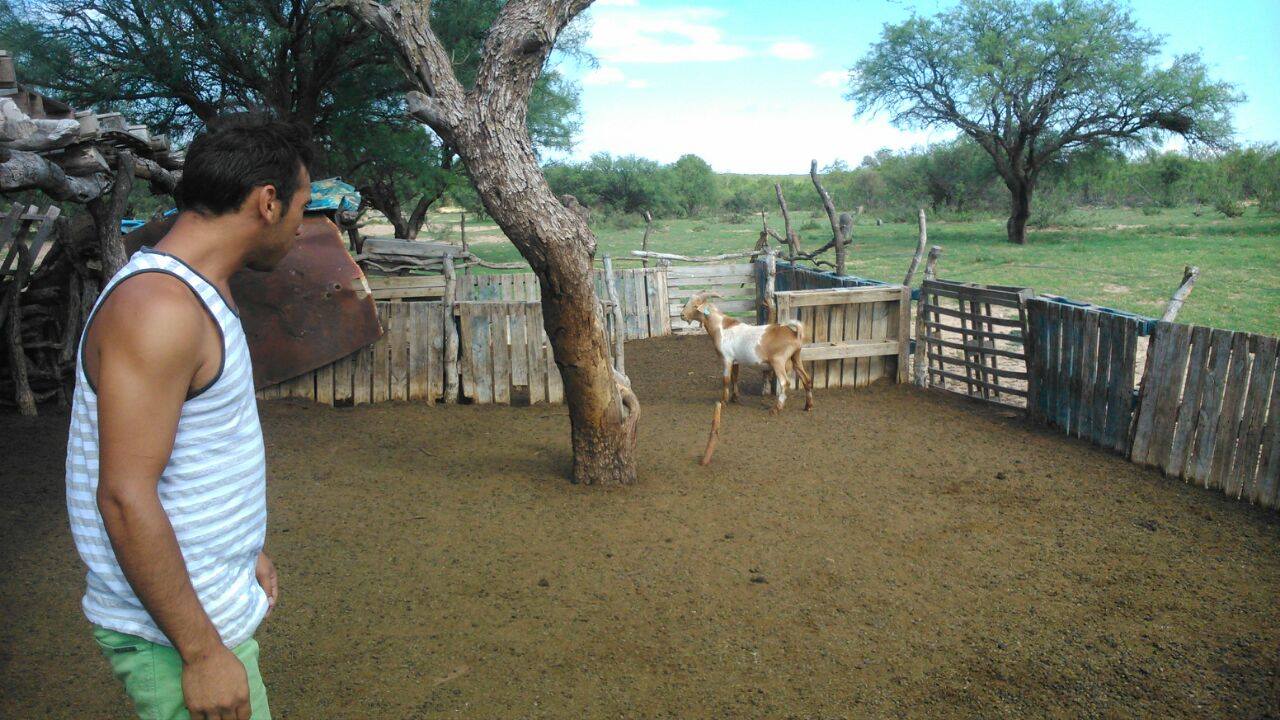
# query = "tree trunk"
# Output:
<box><xmin>1006</xmin><ymin>177</ymin><xmax>1033</xmax><ymax>245</ymax></box>
<box><xmin>86</xmin><ymin>152</ymin><xmax>135</xmax><ymax>278</ymax></box>
<box><xmin>455</xmin><ymin>120</ymin><xmax>636</xmax><ymax>485</ymax></box>
<box><xmin>340</xmin><ymin>0</ymin><xmax>637</xmax><ymax>485</ymax></box>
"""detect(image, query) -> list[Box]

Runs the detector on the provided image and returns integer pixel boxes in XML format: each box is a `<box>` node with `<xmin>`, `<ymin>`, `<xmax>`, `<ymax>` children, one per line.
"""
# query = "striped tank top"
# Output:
<box><xmin>65</xmin><ymin>247</ymin><xmax>269</xmax><ymax>648</ymax></box>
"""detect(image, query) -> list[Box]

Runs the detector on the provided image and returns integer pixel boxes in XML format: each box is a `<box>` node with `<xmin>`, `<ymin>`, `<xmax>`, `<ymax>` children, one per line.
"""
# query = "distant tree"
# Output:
<box><xmin>668</xmin><ymin>154</ymin><xmax>719</xmax><ymax>217</ymax></box>
<box><xmin>847</xmin><ymin>0</ymin><xmax>1241</xmax><ymax>243</ymax></box>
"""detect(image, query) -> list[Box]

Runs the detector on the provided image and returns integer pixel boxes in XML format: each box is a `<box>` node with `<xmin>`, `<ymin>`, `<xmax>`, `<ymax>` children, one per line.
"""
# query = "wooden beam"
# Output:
<box><xmin>1160</xmin><ymin>265</ymin><xmax>1200</xmax><ymax>322</ymax></box>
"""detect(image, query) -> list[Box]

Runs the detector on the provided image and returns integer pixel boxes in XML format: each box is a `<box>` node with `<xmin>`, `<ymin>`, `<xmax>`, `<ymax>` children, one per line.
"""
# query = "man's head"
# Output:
<box><xmin>175</xmin><ymin>114</ymin><xmax>315</xmax><ymax>271</ymax></box>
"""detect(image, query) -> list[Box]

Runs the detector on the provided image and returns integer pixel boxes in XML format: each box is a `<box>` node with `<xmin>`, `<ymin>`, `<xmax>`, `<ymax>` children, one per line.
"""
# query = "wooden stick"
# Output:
<box><xmin>903</xmin><ymin>209</ymin><xmax>928</xmax><ymax>287</ymax></box>
<box><xmin>913</xmin><ymin>246</ymin><xmax>942</xmax><ymax>387</ymax></box>
<box><xmin>809</xmin><ymin>159</ymin><xmax>848</xmax><ymax>275</ymax></box>
<box><xmin>774</xmin><ymin>183</ymin><xmax>799</xmax><ymax>261</ymax></box>
<box><xmin>764</xmin><ymin>249</ymin><xmax>777</xmax><ymax>324</ymax></box>
<box><xmin>603</xmin><ymin>255</ymin><xmax>626</xmax><ymax>375</ymax></box>
<box><xmin>630</xmin><ymin>249</ymin><xmax>755</xmax><ymax>263</ymax></box>
<box><xmin>640</xmin><ymin>210</ymin><xmax>652</xmax><ymax>269</ymax></box>
<box><xmin>700</xmin><ymin>401</ymin><xmax>722</xmax><ymax>466</ymax></box>
<box><xmin>442</xmin><ymin>255</ymin><xmax>460</xmax><ymax>403</ymax></box>
<box><xmin>1160</xmin><ymin>265</ymin><xmax>1200</xmax><ymax>322</ymax></box>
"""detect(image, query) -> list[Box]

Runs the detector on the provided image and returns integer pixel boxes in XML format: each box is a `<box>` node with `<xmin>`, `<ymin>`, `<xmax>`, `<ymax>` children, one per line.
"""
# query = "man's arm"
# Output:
<box><xmin>91</xmin><ymin>275</ymin><xmax>251</xmax><ymax>720</ymax></box>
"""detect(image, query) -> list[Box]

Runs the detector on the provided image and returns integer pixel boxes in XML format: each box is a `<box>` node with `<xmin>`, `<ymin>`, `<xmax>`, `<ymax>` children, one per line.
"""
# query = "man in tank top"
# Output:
<box><xmin>66</xmin><ymin>115</ymin><xmax>313</xmax><ymax>719</ymax></box>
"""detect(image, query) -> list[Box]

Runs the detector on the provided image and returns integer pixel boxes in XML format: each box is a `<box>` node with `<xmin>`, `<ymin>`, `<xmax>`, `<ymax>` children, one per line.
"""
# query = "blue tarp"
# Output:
<box><xmin>121</xmin><ymin>178</ymin><xmax>361</xmax><ymax>233</ymax></box>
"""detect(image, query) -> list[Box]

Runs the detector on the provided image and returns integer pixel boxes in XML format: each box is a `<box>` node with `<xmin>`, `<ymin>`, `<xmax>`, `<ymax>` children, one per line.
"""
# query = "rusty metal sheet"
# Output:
<box><xmin>124</xmin><ymin>214</ymin><xmax>381</xmax><ymax>388</ymax></box>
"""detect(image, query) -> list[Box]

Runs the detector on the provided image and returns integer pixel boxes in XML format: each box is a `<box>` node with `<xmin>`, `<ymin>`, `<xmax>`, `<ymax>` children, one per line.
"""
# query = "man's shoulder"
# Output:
<box><xmin>93</xmin><ymin>272</ymin><xmax>211</xmax><ymax>352</ymax></box>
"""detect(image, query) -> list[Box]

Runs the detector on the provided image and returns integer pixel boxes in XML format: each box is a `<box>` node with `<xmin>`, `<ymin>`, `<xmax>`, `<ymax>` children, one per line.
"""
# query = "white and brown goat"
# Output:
<box><xmin>680</xmin><ymin>291</ymin><xmax>813</xmax><ymax>413</ymax></box>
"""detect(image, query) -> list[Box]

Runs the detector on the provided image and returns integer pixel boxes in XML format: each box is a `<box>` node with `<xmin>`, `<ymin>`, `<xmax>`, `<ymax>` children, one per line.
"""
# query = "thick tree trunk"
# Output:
<box><xmin>456</xmin><ymin>121</ymin><xmax>636</xmax><ymax>485</ymax></box>
<box><xmin>340</xmin><ymin>0</ymin><xmax>636</xmax><ymax>485</ymax></box>
<box><xmin>1006</xmin><ymin>177</ymin><xmax>1033</xmax><ymax>245</ymax></box>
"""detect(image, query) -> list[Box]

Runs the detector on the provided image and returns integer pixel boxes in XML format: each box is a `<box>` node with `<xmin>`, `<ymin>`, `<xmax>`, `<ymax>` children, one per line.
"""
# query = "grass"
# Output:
<box><xmin>419</xmin><ymin>206</ymin><xmax>1280</xmax><ymax>337</ymax></box>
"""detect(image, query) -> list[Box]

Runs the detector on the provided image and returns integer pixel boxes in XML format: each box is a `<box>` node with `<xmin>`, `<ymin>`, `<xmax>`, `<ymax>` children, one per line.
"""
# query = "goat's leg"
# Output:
<box><xmin>720</xmin><ymin>357</ymin><xmax>733</xmax><ymax>404</ymax></box>
<box><xmin>768</xmin><ymin>358</ymin><xmax>790</xmax><ymax>415</ymax></box>
<box><xmin>790</xmin><ymin>354</ymin><xmax>814</xmax><ymax>411</ymax></box>
<box><xmin>729</xmin><ymin>363</ymin><xmax>741</xmax><ymax>403</ymax></box>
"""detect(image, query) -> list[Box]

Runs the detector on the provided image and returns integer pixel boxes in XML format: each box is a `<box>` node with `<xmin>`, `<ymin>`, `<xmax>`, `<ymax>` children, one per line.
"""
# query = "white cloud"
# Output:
<box><xmin>813</xmin><ymin>70</ymin><xmax>848</xmax><ymax>88</ymax></box>
<box><xmin>768</xmin><ymin>42</ymin><xmax>815</xmax><ymax>61</ymax></box>
<box><xmin>558</xmin><ymin>101</ymin><xmax>952</xmax><ymax>174</ymax></box>
<box><xmin>595</xmin><ymin>0</ymin><xmax>637</xmax><ymax>5</ymax></box>
<box><xmin>586</xmin><ymin>5</ymin><xmax>749</xmax><ymax>63</ymax></box>
<box><xmin>584</xmin><ymin>66</ymin><xmax>626</xmax><ymax>85</ymax></box>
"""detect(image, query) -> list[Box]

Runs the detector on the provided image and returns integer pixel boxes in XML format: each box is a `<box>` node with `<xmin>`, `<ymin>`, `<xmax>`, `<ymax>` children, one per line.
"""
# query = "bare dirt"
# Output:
<box><xmin>2</xmin><ymin>335</ymin><xmax>1278</xmax><ymax>719</ymax></box>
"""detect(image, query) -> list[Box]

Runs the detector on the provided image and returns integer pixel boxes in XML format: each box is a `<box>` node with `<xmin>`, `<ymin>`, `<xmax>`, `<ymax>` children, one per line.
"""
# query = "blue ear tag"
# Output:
<box><xmin>700</xmin><ymin>306</ymin><xmax>711</xmax><ymax>316</ymax></box>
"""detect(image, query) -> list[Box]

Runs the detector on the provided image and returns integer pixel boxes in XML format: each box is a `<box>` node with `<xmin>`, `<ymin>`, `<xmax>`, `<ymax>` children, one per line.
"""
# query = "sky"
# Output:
<box><xmin>544</xmin><ymin>0</ymin><xmax>1280</xmax><ymax>174</ymax></box>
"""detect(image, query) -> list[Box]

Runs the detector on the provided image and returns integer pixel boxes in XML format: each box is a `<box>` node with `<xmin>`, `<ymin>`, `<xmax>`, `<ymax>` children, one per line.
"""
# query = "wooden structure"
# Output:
<box><xmin>667</xmin><ymin>263</ymin><xmax>756</xmax><ymax>334</ymax></box>
<box><xmin>1025</xmin><ymin>299</ymin><xmax>1144</xmax><ymax>451</ymax></box>
<box><xmin>1129</xmin><ymin>322</ymin><xmax>1280</xmax><ymax>506</ymax></box>
<box><xmin>917</xmin><ymin>279</ymin><xmax>1034</xmax><ymax>407</ymax></box>
<box><xmin>774</xmin><ymin>286</ymin><xmax>911</xmax><ymax>388</ymax></box>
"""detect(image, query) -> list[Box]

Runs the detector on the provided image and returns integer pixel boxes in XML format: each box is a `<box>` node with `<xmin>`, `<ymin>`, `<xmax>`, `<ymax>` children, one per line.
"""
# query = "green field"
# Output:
<box><xmin>432</xmin><ymin>207</ymin><xmax>1280</xmax><ymax>337</ymax></box>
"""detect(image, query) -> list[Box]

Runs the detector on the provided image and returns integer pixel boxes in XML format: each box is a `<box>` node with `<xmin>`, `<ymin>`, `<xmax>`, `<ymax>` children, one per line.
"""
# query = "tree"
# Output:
<box><xmin>3</xmin><ymin>0</ymin><xmax>583</xmax><ymax>240</ymax></box>
<box><xmin>669</xmin><ymin>154</ymin><xmax>719</xmax><ymax>217</ymax></box>
<box><xmin>333</xmin><ymin>0</ymin><xmax>637</xmax><ymax>485</ymax></box>
<box><xmin>847</xmin><ymin>0</ymin><xmax>1241</xmax><ymax>244</ymax></box>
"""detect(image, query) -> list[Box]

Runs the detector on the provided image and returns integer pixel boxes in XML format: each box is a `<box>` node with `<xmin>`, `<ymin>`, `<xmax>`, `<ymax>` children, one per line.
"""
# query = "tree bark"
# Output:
<box><xmin>86</xmin><ymin>152</ymin><xmax>136</xmax><ymax>278</ymax></box>
<box><xmin>340</xmin><ymin>0</ymin><xmax>637</xmax><ymax>485</ymax></box>
<box><xmin>1006</xmin><ymin>177</ymin><xmax>1033</xmax><ymax>245</ymax></box>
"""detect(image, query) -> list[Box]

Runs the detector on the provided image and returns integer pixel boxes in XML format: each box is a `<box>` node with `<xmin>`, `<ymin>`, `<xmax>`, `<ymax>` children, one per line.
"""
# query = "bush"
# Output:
<box><xmin>1213</xmin><ymin>197</ymin><xmax>1245</xmax><ymax>218</ymax></box>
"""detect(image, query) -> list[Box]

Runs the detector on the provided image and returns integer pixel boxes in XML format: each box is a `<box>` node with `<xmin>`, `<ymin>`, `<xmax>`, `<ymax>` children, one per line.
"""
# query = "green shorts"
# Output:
<box><xmin>93</xmin><ymin>626</ymin><xmax>271</xmax><ymax>720</ymax></box>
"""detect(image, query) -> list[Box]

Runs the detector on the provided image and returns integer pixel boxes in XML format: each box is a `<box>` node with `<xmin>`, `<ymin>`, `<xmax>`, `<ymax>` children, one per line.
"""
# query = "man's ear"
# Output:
<box><xmin>255</xmin><ymin>184</ymin><xmax>281</xmax><ymax>223</ymax></box>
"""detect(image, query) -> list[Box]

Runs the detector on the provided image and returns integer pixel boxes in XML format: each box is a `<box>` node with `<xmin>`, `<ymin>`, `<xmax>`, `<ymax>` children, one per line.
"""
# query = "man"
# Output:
<box><xmin>66</xmin><ymin>115</ymin><xmax>313</xmax><ymax>719</ymax></box>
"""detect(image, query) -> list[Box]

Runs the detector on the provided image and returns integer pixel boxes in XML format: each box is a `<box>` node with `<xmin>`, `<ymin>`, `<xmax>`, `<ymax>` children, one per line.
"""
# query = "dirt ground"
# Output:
<box><xmin>2</xmin><ymin>335</ymin><xmax>1278</xmax><ymax>719</ymax></box>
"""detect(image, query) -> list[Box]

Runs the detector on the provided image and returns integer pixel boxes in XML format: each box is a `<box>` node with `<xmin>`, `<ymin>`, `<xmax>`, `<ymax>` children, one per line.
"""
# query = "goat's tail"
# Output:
<box><xmin>784</xmin><ymin>319</ymin><xmax>804</xmax><ymax>344</ymax></box>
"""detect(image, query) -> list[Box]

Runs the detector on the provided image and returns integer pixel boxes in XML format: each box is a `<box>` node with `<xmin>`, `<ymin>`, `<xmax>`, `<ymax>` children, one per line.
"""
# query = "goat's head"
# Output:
<box><xmin>680</xmin><ymin>291</ymin><xmax>723</xmax><ymax>323</ymax></box>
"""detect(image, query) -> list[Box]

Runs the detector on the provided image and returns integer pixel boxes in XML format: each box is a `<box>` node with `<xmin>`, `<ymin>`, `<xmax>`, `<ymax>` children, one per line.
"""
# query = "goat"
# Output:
<box><xmin>680</xmin><ymin>291</ymin><xmax>813</xmax><ymax>414</ymax></box>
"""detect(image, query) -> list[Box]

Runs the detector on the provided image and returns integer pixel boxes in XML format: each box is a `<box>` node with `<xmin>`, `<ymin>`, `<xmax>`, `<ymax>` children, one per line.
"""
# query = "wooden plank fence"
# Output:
<box><xmin>1025</xmin><ymin>298</ymin><xmax>1279</xmax><ymax>511</ymax></box>
<box><xmin>773</xmin><ymin>285</ymin><xmax>910</xmax><ymax>389</ymax></box>
<box><xmin>919</xmin><ymin>279</ymin><xmax>1033</xmax><ymax>407</ymax></box>
<box><xmin>1025</xmin><ymin>299</ymin><xmax>1143</xmax><ymax>452</ymax></box>
<box><xmin>1129</xmin><ymin>322</ymin><xmax>1280</xmax><ymax>507</ymax></box>
<box><xmin>667</xmin><ymin>263</ymin><xmax>757</xmax><ymax>334</ymax></box>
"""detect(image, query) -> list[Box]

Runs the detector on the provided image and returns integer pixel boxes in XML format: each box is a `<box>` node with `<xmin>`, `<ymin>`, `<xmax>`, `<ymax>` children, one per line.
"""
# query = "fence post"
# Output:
<box><xmin>913</xmin><ymin>245</ymin><xmax>942</xmax><ymax>387</ymax></box>
<box><xmin>443</xmin><ymin>254</ymin><xmax>460</xmax><ymax>403</ymax></box>
<box><xmin>764</xmin><ymin>248</ymin><xmax>777</xmax><ymax>324</ymax></box>
<box><xmin>603</xmin><ymin>255</ymin><xmax>626</xmax><ymax>375</ymax></box>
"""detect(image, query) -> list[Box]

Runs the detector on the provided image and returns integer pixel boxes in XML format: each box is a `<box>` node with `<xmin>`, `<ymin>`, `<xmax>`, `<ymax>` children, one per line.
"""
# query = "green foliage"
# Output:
<box><xmin>669</xmin><ymin>155</ymin><xmax>719</xmax><ymax>217</ymax></box>
<box><xmin>848</xmin><ymin>0</ymin><xmax>1241</xmax><ymax>241</ymax></box>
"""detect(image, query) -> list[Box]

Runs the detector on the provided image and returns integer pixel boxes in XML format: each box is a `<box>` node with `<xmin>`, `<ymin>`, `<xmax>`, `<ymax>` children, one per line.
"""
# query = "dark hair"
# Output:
<box><xmin>175</xmin><ymin>113</ymin><xmax>315</xmax><ymax>216</ymax></box>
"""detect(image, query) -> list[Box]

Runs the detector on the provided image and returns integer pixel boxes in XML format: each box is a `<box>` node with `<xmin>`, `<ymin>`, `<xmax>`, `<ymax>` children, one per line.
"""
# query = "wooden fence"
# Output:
<box><xmin>368</xmin><ymin>268</ymin><xmax>668</xmax><ymax>340</ymax></box>
<box><xmin>1129</xmin><ymin>322</ymin><xmax>1280</xmax><ymax>507</ymax></box>
<box><xmin>919</xmin><ymin>279</ymin><xmax>1034</xmax><ymax>407</ymax></box>
<box><xmin>1025</xmin><ymin>298</ymin><xmax>1280</xmax><ymax>511</ymax></box>
<box><xmin>667</xmin><ymin>263</ymin><xmax>757</xmax><ymax>334</ymax></box>
<box><xmin>259</xmin><ymin>298</ymin><xmax>624</xmax><ymax>406</ymax></box>
<box><xmin>259</xmin><ymin>301</ymin><xmax>448</xmax><ymax>405</ymax></box>
<box><xmin>1025</xmin><ymin>299</ymin><xmax>1145</xmax><ymax>452</ymax></box>
<box><xmin>774</xmin><ymin>285</ymin><xmax>910</xmax><ymax>389</ymax></box>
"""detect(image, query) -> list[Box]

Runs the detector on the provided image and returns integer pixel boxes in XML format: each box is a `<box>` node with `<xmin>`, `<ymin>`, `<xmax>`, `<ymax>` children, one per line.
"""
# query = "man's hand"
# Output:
<box><xmin>182</xmin><ymin>645</ymin><xmax>251</xmax><ymax>720</ymax></box>
<box><xmin>256</xmin><ymin>551</ymin><xmax>278</xmax><ymax>617</ymax></box>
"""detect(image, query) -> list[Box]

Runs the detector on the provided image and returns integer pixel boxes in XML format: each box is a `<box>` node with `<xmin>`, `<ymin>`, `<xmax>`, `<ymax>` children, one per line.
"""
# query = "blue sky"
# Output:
<box><xmin>546</xmin><ymin>0</ymin><xmax>1280</xmax><ymax>174</ymax></box>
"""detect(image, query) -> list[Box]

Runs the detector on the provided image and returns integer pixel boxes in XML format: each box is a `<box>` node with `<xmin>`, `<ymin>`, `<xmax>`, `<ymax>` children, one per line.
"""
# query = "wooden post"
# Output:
<box><xmin>459</xmin><ymin>211</ymin><xmax>469</xmax><ymax>277</ymax></box>
<box><xmin>700</xmin><ymin>401</ymin><xmax>722</xmax><ymax>466</ymax></box>
<box><xmin>774</xmin><ymin>183</ymin><xmax>798</xmax><ymax>263</ymax></box>
<box><xmin>640</xmin><ymin>211</ymin><xmax>653</xmax><ymax>269</ymax></box>
<box><xmin>903</xmin><ymin>209</ymin><xmax>928</xmax><ymax>287</ymax></box>
<box><xmin>1160</xmin><ymin>265</ymin><xmax>1200</xmax><ymax>322</ymax></box>
<box><xmin>442</xmin><ymin>255</ymin><xmax>460</xmax><ymax>402</ymax></box>
<box><xmin>603</xmin><ymin>255</ymin><xmax>626</xmax><ymax>375</ymax></box>
<box><xmin>913</xmin><ymin>246</ymin><xmax>942</xmax><ymax>387</ymax></box>
<box><xmin>764</xmin><ymin>248</ymin><xmax>777</xmax><ymax>324</ymax></box>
